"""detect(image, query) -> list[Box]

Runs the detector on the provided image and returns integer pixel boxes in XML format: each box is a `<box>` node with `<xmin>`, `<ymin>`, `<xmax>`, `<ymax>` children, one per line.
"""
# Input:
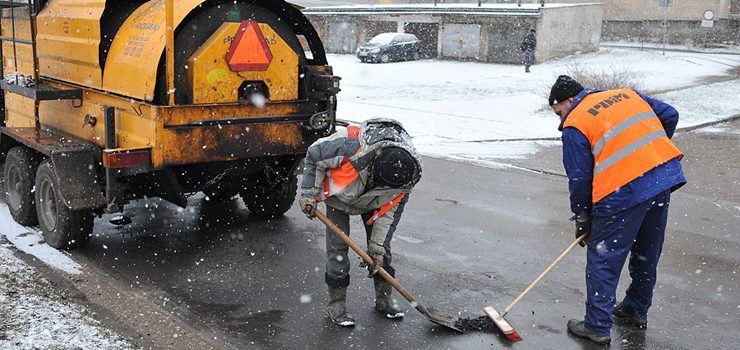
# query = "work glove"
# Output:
<box><xmin>575</xmin><ymin>211</ymin><xmax>591</xmax><ymax>247</ymax></box>
<box><xmin>360</xmin><ymin>253</ymin><xmax>384</xmax><ymax>278</ymax></box>
<box><xmin>299</xmin><ymin>193</ymin><xmax>317</xmax><ymax>219</ymax></box>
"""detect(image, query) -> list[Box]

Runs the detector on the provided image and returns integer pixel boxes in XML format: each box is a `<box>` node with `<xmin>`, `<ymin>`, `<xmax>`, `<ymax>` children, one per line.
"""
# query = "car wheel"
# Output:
<box><xmin>413</xmin><ymin>51</ymin><xmax>420</xmax><ymax>60</ymax></box>
<box><xmin>380</xmin><ymin>53</ymin><xmax>390</xmax><ymax>63</ymax></box>
<box><xmin>35</xmin><ymin>159</ymin><xmax>93</xmax><ymax>250</ymax></box>
<box><xmin>4</xmin><ymin>146</ymin><xmax>42</xmax><ymax>226</ymax></box>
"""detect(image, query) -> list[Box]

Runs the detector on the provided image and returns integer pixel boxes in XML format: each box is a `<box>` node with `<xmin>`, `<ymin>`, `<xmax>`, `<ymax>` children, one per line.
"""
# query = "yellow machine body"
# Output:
<box><xmin>187</xmin><ymin>22</ymin><xmax>299</xmax><ymax>104</ymax></box>
<box><xmin>102</xmin><ymin>0</ymin><xmax>203</xmax><ymax>101</ymax></box>
<box><xmin>35</xmin><ymin>0</ymin><xmax>106</xmax><ymax>88</ymax></box>
<box><xmin>2</xmin><ymin>0</ymin><xmax>323</xmax><ymax>168</ymax></box>
<box><xmin>0</xmin><ymin>0</ymin><xmax>338</xmax><ymax>227</ymax></box>
<box><xmin>31</xmin><ymin>86</ymin><xmax>310</xmax><ymax>170</ymax></box>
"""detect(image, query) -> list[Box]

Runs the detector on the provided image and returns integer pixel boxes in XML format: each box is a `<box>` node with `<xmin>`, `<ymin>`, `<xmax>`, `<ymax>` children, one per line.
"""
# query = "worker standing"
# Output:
<box><xmin>520</xmin><ymin>29</ymin><xmax>536</xmax><ymax>73</ymax></box>
<box><xmin>299</xmin><ymin>118</ymin><xmax>422</xmax><ymax>327</ymax></box>
<box><xmin>548</xmin><ymin>75</ymin><xmax>686</xmax><ymax>345</ymax></box>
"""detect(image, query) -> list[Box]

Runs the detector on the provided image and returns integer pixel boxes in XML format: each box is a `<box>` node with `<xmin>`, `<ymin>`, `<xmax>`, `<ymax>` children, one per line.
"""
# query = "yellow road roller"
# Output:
<box><xmin>0</xmin><ymin>0</ymin><xmax>340</xmax><ymax>249</ymax></box>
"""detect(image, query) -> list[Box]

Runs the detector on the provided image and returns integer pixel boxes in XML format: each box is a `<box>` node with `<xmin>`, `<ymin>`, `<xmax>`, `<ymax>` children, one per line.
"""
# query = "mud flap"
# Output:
<box><xmin>50</xmin><ymin>149</ymin><xmax>107</xmax><ymax>211</ymax></box>
<box><xmin>147</xmin><ymin>168</ymin><xmax>188</xmax><ymax>208</ymax></box>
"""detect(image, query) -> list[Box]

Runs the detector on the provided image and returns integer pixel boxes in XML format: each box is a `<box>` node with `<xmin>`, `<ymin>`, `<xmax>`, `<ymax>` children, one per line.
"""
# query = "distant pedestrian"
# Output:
<box><xmin>520</xmin><ymin>29</ymin><xmax>536</xmax><ymax>73</ymax></box>
<box><xmin>548</xmin><ymin>75</ymin><xmax>687</xmax><ymax>345</ymax></box>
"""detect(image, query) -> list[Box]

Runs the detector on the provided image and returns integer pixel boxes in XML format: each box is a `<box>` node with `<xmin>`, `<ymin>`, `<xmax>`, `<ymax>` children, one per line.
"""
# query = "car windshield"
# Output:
<box><xmin>368</xmin><ymin>33</ymin><xmax>399</xmax><ymax>45</ymax></box>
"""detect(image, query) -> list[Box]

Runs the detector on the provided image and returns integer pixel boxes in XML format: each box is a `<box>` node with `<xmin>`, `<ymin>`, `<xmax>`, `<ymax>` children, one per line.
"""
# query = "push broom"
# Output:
<box><xmin>484</xmin><ymin>234</ymin><xmax>587</xmax><ymax>341</ymax></box>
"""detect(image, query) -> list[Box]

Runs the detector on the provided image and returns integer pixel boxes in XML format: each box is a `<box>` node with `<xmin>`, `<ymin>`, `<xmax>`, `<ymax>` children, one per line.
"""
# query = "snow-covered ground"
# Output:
<box><xmin>2</xmin><ymin>44</ymin><xmax>739</xmax><ymax>349</ymax></box>
<box><xmin>331</xmin><ymin>45</ymin><xmax>740</xmax><ymax>167</ymax></box>
<box><xmin>0</xmin><ymin>239</ymin><xmax>134</xmax><ymax>349</ymax></box>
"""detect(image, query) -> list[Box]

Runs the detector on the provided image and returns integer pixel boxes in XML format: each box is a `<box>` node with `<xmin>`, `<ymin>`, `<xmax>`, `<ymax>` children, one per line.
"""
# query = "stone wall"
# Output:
<box><xmin>602</xmin><ymin>19</ymin><xmax>740</xmax><ymax>46</ymax></box>
<box><xmin>538</xmin><ymin>4</ymin><xmax>602</xmax><ymax>60</ymax></box>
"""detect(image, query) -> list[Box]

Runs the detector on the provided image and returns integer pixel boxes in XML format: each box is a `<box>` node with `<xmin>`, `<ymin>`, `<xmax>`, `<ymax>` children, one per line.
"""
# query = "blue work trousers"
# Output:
<box><xmin>584</xmin><ymin>190</ymin><xmax>670</xmax><ymax>336</ymax></box>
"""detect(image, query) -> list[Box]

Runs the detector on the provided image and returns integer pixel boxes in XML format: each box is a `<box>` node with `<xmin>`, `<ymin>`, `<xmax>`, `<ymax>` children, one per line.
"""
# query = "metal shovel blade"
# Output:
<box><xmin>416</xmin><ymin>304</ymin><xmax>463</xmax><ymax>332</ymax></box>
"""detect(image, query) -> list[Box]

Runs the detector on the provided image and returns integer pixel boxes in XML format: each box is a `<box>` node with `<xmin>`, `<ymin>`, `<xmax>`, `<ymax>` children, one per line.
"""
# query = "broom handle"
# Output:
<box><xmin>315</xmin><ymin>210</ymin><xmax>420</xmax><ymax>305</ymax></box>
<box><xmin>504</xmin><ymin>234</ymin><xmax>587</xmax><ymax>315</ymax></box>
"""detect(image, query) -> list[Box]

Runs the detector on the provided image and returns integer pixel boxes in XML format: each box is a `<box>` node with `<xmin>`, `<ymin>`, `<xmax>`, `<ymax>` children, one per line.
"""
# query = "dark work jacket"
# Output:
<box><xmin>521</xmin><ymin>33</ymin><xmax>536</xmax><ymax>52</ymax></box>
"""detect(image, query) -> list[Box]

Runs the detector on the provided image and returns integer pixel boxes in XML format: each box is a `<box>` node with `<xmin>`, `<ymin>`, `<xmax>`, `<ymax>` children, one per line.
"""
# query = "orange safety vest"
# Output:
<box><xmin>563</xmin><ymin>89</ymin><xmax>682</xmax><ymax>203</ymax></box>
<box><xmin>318</xmin><ymin>150</ymin><xmax>361</xmax><ymax>202</ymax></box>
<box><xmin>316</xmin><ymin>125</ymin><xmax>405</xmax><ymax>224</ymax></box>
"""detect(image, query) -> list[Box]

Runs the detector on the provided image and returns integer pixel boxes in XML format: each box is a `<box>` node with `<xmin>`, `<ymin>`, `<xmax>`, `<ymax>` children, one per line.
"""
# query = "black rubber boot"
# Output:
<box><xmin>326</xmin><ymin>286</ymin><xmax>355</xmax><ymax>326</ymax></box>
<box><xmin>612</xmin><ymin>302</ymin><xmax>648</xmax><ymax>328</ymax></box>
<box><xmin>567</xmin><ymin>319</ymin><xmax>611</xmax><ymax>345</ymax></box>
<box><xmin>374</xmin><ymin>279</ymin><xmax>404</xmax><ymax>319</ymax></box>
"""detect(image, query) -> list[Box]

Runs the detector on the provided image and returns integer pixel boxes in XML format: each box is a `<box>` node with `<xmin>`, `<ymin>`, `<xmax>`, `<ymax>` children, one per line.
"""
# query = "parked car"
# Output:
<box><xmin>357</xmin><ymin>33</ymin><xmax>420</xmax><ymax>63</ymax></box>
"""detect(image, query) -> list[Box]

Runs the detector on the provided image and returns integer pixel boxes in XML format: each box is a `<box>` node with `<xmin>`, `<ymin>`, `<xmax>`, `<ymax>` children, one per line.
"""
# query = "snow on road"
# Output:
<box><xmin>1</xmin><ymin>44</ymin><xmax>739</xmax><ymax>349</ymax></box>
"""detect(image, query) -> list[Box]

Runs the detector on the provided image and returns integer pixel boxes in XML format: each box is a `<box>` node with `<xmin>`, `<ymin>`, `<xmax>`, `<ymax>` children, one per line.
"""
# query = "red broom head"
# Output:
<box><xmin>505</xmin><ymin>329</ymin><xmax>523</xmax><ymax>342</ymax></box>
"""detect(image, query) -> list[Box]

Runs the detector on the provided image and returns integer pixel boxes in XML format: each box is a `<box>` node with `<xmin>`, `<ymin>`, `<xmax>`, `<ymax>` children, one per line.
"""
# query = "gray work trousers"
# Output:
<box><xmin>324</xmin><ymin>196</ymin><xmax>407</xmax><ymax>288</ymax></box>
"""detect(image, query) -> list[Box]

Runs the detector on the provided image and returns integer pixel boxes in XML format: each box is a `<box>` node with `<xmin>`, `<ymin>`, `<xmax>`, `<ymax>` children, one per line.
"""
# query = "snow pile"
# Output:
<box><xmin>0</xmin><ymin>239</ymin><xmax>135</xmax><ymax>350</ymax></box>
<box><xmin>3</xmin><ymin>73</ymin><xmax>35</xmax><ymax>87</ymax></box>
<box><xmin>0</xmin><ymin>206</ymin><xmax>84</xmax><ymax>275</ymax></box>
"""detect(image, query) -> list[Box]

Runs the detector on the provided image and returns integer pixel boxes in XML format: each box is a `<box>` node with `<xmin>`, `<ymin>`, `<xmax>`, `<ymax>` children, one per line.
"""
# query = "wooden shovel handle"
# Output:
<box><xmin>315</xmin><ymin>210</ymin><xmax>420</xmax><ymax>305</ymax></box>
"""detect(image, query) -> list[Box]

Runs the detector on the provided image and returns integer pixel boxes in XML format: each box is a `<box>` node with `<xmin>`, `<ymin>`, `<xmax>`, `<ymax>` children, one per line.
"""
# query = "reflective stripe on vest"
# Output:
<box><xmin>563</xmin><ymin>89</ymin><xmax>682</xmax><ymax>203</ymax></box>
<box><xmin>365</xmin><ymin>193</ymin><xmax>406</xmax><ymax>225</ymax></box>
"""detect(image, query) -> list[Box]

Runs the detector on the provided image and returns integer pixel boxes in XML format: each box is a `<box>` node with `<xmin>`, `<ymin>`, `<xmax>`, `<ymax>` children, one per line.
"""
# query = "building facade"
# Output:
<box><xmin>303</xmin><ymin>3</ymin><xmax>603</xmax><ymax>64</ymax></box>
<box><xmin>301</xmin><ymin>0</ymin><xmax>739</xmax><ymax>47</ymax></box>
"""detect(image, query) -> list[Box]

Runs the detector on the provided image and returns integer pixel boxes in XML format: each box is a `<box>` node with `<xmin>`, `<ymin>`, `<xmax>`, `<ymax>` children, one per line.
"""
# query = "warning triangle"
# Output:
<box><xmin>226</xmin><ymin>21</ymin><xmax>273</xmax><ymax>71</ymax></box>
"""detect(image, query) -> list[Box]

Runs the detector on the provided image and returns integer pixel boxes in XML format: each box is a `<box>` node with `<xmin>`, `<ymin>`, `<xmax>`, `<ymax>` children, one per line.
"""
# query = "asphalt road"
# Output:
<box><xmin>54</xmin><ymin>117</ymin><xmax>740</xmax><ymax>349</ymax></box>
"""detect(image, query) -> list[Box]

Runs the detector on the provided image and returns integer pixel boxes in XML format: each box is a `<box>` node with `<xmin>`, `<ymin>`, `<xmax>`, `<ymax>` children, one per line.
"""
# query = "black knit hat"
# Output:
<box><xmin>549</xmin><ymin>75</ymin><xmax>584</xmax><ymax>106</ymax></box>
<box><xmin>373</xmin><ymin>148</ymin><xmax>416</xmax><ymax>188</ymax></box>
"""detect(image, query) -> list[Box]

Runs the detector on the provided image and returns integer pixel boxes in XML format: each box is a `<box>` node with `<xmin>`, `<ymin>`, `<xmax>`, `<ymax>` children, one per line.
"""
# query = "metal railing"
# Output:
<box><xmin>0</xmin><ymin>0</ymin><xmax>39</xmax><ymax>84</ymax></box>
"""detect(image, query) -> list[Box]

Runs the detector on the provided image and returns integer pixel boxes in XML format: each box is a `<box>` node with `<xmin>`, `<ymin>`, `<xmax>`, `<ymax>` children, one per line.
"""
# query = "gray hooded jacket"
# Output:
<box><xmin>301</xmin><ymin>118</ymin><xmax>422</xmax><ymax>254</ymax></box>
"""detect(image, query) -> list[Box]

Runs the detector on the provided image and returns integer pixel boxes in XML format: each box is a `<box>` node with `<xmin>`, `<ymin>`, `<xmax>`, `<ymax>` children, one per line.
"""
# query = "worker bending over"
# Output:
<box><xmin>299</xmin><ymin>118</ymin><xmax>422</xmax><ymax>327</ymax></box>
<box><xmin>549</xmin><ymin>75</ymin><xmax>686</xmax><ymax>345</ymax></box>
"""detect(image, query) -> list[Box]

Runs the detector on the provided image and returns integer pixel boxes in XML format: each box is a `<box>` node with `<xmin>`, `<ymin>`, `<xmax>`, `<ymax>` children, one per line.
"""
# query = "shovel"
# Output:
<box><xmin>314</xmin><ymin>210</ymin><xmax>463</xmax><ymax>332</ymax></box>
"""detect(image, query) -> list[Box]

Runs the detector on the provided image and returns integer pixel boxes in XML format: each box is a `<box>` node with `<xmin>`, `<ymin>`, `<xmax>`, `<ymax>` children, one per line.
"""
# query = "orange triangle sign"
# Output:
<box><xmin>226</xmin><ymin>21</ymin><xmax>273</xmax><ymax>71</ymax></box>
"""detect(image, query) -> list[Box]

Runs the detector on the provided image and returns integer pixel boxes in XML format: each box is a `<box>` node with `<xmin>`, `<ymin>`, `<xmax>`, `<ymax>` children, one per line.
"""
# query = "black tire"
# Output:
<box><xmin>241</xmin><ymin>174</ymin><xmax>298</xmax><ymax>217</ymax></box>
<box><xmin>413</xmin><ymin>51</ymin><xmax>420</xmax><ymax>61</ymax></box>
<box><xmin>380</xmin><ymin>53</ymin><xmax>390</xmax><ymax>63</ymax></box>
<box><xmin>4</xmin><ymin>147</ymin><xmax>41</xmax><ymax>226</ymax></box>
<box><xmin>35</xmin><ymin>159</ymin><xmax>93</xmax><ymax>250</ymax></box>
